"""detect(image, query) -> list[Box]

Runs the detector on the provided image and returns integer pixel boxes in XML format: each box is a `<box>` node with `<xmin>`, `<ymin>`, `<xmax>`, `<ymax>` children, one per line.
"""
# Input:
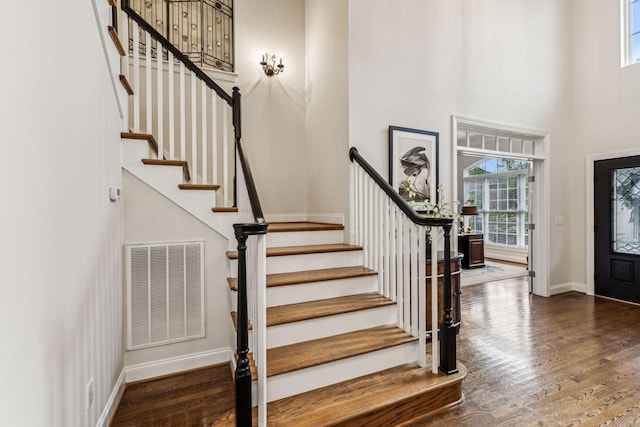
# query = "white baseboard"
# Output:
<box><xmin>549</xmin><ymin>282</ymin><xmax>586</xmax><ymax>295</ymax></box>
<box><xmin>97</xmin><ymin>369</ymin><xmax>126</xmax><ymax>427</ymax></box>
<box><xmin>124</xmin><ymin>347</ymin><xmax>233</xmax><ymax>383</ymax></box>
<box><xmin>264</xmin><ymin>213</ymin><xmax>345</xmax><ymax>225</ymax></box>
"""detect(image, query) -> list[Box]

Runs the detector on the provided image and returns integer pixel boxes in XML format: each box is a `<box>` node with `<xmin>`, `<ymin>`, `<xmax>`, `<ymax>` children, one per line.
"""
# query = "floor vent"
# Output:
<box><xmin>125</xmin><ymin>241</ymin><xmax>205</xmax><ymax>350</ymax></box>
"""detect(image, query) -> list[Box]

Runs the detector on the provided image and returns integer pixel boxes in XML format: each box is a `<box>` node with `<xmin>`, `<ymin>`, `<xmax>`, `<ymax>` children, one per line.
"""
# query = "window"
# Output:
<box><xmin>623</xmin><ymin>0</ymin><xmax>640</xmax><ymax>66</ymax></box>
<box><xmin>464</xmin><ymin>158</ymin><xmax>529</xmax><ymax>248</ymax></box>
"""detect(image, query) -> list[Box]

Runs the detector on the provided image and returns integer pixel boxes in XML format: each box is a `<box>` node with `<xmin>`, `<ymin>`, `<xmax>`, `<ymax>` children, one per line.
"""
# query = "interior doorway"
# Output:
<box><xmin>452</xmin><ymin>115</ymin><xmax>549</xmax><ymax>296</ymax></box>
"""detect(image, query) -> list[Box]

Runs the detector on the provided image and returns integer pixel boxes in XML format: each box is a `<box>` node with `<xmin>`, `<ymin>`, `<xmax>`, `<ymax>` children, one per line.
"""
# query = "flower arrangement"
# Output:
<box><xmin>409</xmin><ymin>185</ymin><xmax>459</xmax><ymax>219</ymax></box>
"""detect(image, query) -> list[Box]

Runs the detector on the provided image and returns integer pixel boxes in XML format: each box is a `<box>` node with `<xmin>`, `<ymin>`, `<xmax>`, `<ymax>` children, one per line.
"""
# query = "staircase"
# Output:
<box><xmin>226</xmin><ymin>222</ymin><xmax>466</xmax><ymax>425</ymax></box>
<box><xmin>106</xmin><ymin>1</ymin><xmax>465</xmax><ymax>425</ymax></box>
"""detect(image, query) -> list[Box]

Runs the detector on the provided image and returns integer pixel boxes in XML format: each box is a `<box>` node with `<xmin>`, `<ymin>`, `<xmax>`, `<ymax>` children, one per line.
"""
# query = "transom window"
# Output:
<box><xmin>464</xmin><ymin>158</ymin><xmax>530</xmax><ymax>247</ymax></box>
<box><xmin>623</xmin><ymin>0</ymin><xmax>640</xmax><ymax>66</ymax></box>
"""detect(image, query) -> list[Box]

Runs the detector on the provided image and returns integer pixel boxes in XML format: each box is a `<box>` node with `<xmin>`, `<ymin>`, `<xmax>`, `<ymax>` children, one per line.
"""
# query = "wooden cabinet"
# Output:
<box><xmin>458</xmin><ymin>233</ymin><xmax>485</xmax><ymax>269</ymax></box>
<box><xmin>426</xmin><ymin>252</ymin><xmax>462</xmax><ymax>332</ymax></box>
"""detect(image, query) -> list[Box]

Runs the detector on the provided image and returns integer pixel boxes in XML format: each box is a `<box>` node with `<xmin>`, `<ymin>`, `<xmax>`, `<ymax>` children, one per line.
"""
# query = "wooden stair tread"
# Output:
<box><xmin>267</xmin><ymin>293</ymin><xmax>394</xmax><ymax>326</ymax></box>
<box><xmin>212</xmin><ymin>207</ymin><xmax>238</xmax><ymax>213</ymax></box>
<box><xmin>267</xmin><ymin>222</ymin><xmax>344</xmax><ymax>232</ymax></box>
<box><xmin>142</xmin><ymin>159</ymin><xmax>191</xmax><ymax>182</ymax></box>
<box><xmin>227</xmin><ymin>266</ymin><xmax>377</xmax><ymax>290</ymax></box>
<box><xmin>178</xmin><ymin>183</ymin><xmax>220</xmax><ymax>191</ymax></box>
<box><xmin>226</xmin><ymin>243</ymin><xmax>361</xmax><ymax>260</ymax></box>
<box><xmin>119</xmin><ymin>74</ymin><xmax>134</xmax><ymax>95</ymax></box>
<box><xmin>121</xmin><ymin>132</ymin><xmax>158</xmax><ymax>155</ymax></box>
<box><xmin>267</xmin><ymin>325</ymin><xmax>416</xmax><ymax>377</ymax></box>
<box><xmin>267</xmin><ymin>362</ymin><xmax>467</xmax><ymax>426</ymax></box>
<box><xmin>108</xmin><ymin>26</ymin><xmax>126</xmax><ymax>56</ymax></box>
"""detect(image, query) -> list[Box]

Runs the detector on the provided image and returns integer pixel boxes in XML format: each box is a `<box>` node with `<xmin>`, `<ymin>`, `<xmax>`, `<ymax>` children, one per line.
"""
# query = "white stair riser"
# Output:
<box><xmin>266</xmin><ymin>275</ymin><xmax>378</xmax><ymax>307</ymax></box>
<box><xmin>267</xmin><ymin>230</ymin><xmax>344</xmax><ymax>248</ymax></box>
<box><xmin>266</xmin><ymin>305</ymin><xmax>397</xmax><ymax>348</ymax></box>
<box><xmin>229</xmin><ymin>250</ymin><xmax>363</xmax><ymax>276</ymax></box>
<box><xmin>266</xmin><ymin>341</ymin><xmax>418</xmax><ymax>402</ymax></box>
<box><xmin>122</xmin><ymin>138</ymin><xmax>156</xmax><ymax>164</ymax></box>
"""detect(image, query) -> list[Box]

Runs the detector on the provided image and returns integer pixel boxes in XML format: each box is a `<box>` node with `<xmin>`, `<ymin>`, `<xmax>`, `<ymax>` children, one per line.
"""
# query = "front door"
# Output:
<box><xmin>594</xmin><ymin>156</ymin><xmax>640</xmax><ymax>303</ymax></box>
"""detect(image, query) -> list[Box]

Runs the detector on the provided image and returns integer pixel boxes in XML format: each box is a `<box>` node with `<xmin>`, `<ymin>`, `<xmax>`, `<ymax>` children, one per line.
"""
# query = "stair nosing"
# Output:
<box><xmin>226</xmin><ymin>243</ymin><xmax>362</xmax><ymax>260</ymax></box>
<box><xmin>267</xmin><ymin>222</ymin><xmax>344</xmax><ymax>233</ymax></box>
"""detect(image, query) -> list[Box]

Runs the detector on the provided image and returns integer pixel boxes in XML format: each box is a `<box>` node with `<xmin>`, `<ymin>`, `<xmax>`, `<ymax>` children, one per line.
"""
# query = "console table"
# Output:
<box><xmin>458</xmin><ymin>233</ymin><xmax>485</xmax><ymax>269</ymax></box>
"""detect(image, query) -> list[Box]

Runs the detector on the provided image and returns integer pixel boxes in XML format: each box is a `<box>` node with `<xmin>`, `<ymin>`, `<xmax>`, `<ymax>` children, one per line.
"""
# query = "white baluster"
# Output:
<box><xmin>191</xmin><ymin>73</ymin><xmax>197</xmax><ymax>183</ymax></box>
<box><xmin>201</xmin><ymin>80</ymin><xmax>207</xmax><ymax>183</ymax></box>
<box><xmin>145</xmin><ymin>32</ymin><xmax>152</xmax><ymax>137</ymax></box>
<box><xmin>222</xmin><ymin>106</ymin><xmax>229</xmax><ymax>205</ymax></box>
<box><xmin>156</xmin><ymin>39</ymin><xmax>163</xmax><ymax>159</ymax></box>
<box><xmin>418</xmin><ymin>226</ymin><xmax>426</xmax><ymax>368</ymax></box>
<box><xmin>132</xmin><ymin>21</ymin><xmax>140</xmax><ymax>132</ymax></box>
<box><xmin>431</xmin><ymin>227</ymin><xmax>439</xmax><ymax>374</ymax></box>
<box><xmin>168</xmin><ymin>52</ymin><xmax>174</xmax><ymax>160</ymax></box>
<box><xmin>402</xmin><ymin>216</ymin><xmax>410</xmax><ymax>332</ymax></box>
<box><xmin>410</xmin><ymin>223</ymin><xmax>418</xmax><ymax>336</ymax></box>
<box><xmin>211</xmin><ymin>91</ymin><xmax>218</xmax><ymax>189</ymax></box>
<box><xmin>179</xmin><ymin>63</ymin><xmax>185</xmax><ymax>161</ymax></box>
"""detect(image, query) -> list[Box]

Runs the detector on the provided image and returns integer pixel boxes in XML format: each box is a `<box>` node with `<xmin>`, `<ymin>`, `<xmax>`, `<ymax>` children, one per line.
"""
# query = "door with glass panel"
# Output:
<box><xmin>594</xmin><ymin>156</ymin><xmax>640</xmax><ymax>303</ymax></box>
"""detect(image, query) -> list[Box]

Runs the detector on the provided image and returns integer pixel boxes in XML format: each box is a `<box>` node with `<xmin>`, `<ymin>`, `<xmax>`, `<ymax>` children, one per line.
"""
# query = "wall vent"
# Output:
<box><xmin>125</xmin><ymin>241</ymin><xmax>205</xmax><ymax>350</ymax></box>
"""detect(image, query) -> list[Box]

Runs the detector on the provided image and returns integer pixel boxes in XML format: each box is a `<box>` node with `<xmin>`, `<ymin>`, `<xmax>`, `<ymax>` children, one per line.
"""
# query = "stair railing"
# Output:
<box><xmin>121</xmin><ymin>0</ymin><xmax>234</xmax><ymax>206</ymax></box>
<box><xmin>119</xmin><ymin>3</ymin><xmax>267</xmax><ymax>425</ymax></box>
<box><xmin>349</xmin><ymin>147</ymin><xmax>458</xmax><ymax>375</ymax></box>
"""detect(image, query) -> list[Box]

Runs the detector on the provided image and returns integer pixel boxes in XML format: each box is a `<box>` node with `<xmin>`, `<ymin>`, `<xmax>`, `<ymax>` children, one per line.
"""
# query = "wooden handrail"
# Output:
<box><xmin>349</xmin><ymin>147</ymin><xmax>453</xmax><ymax>228</ymax></box>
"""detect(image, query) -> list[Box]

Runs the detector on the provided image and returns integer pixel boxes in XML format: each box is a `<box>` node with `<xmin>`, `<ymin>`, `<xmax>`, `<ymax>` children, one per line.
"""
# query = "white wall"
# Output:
<box><xmin>306</xmin><ymin>0</ymin><xmax>349</xmax><ymax>221</ymax></box>
<box><xmin>234</xmin><ymin>0</ymin><xmax>308</xmax><ymax>216</ymax></box>
<box><xmin>348</xmin><ymin>0</ymin><xmax>574</xmax><ymax>286</ymax></box>
<box><xmin>571</xmin><ymin>0</ymin><xmax>640</xmax><ymax>286</ymax></box>
<box><xmin>0</xmin><ymin>1</ymin><xmax>124</xmax><ymax>425</ymax></box>
<box><xmin>122</xmin><ymin>172</ymin><xmax>233</xmax><ymax>367</ymax></box>
<box><xmin>304</xmin><ymin>0</ymin><xmax>350</xmax><ymax>218</ymax></box>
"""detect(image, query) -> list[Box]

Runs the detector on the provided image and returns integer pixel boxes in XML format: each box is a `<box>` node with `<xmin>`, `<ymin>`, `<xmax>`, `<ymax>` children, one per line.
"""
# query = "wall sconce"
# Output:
<box><xmin>260</xmin><ymin>53</ymin><xmax>284</xmax><ymax>77</ymax></box>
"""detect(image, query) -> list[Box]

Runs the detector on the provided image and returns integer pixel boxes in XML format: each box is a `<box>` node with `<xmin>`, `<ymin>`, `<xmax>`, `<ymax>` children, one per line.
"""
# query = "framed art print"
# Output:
<box><xmin>389</xmin><ymin>126</ymin><xmax>439</xmax><ymax>208</ymax></box>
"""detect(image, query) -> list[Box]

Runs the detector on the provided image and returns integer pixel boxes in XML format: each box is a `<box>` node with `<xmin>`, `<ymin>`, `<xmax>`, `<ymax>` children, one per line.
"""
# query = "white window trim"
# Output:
<box><xmin>622</xmin><ymin>0</ymin><xmax>640</xmax><ymax>67</ymax></box>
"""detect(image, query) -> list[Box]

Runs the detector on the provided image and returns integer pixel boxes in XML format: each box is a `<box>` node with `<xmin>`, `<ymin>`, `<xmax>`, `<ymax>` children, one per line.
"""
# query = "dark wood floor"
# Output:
<box><xmin>420</xmin><ymin>277</ymin><xmax>640</xmax><ymax>426</ymax></box>
<box><xmin>111</xmin><ymin>276</ymin><xmax>640</xmax><ymax>426</ymax></box>
<box><xmin>110</xmin><ymin>364</ymin><xmax>235</xmax><ymax>426</ymax></box>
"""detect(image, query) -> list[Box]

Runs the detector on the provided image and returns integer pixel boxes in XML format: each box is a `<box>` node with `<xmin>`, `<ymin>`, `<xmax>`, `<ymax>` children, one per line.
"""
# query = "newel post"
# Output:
<box><xmin>439</xmin><ymin>224</ymin><xmax>459</xmax><ymax>374</ymax></box>
<box><xmin>233</xmin><ymin>224</ymin><xmax>252</xmax><ymax>427</ymax></box>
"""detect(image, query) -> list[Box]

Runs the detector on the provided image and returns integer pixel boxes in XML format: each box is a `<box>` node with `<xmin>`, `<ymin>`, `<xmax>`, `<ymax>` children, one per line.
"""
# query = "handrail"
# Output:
<box><xmin>121</xmin><ymin>0</ymin><xmax>232</xmax><ymax>105</ymax></box>
<box><xmin>349</xmin><ymin>147</ymin><xmax>453</xmax><ymax>228</ymax></box>
<box><xmin>232</xmin><ymin>88</ymin><xmax>265</xmax><ymax>223</ymax></box>
<box><xmin>349</xmin><ymin>146</ymin><xmax>458</xmax><ymax>375</ymax></box>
